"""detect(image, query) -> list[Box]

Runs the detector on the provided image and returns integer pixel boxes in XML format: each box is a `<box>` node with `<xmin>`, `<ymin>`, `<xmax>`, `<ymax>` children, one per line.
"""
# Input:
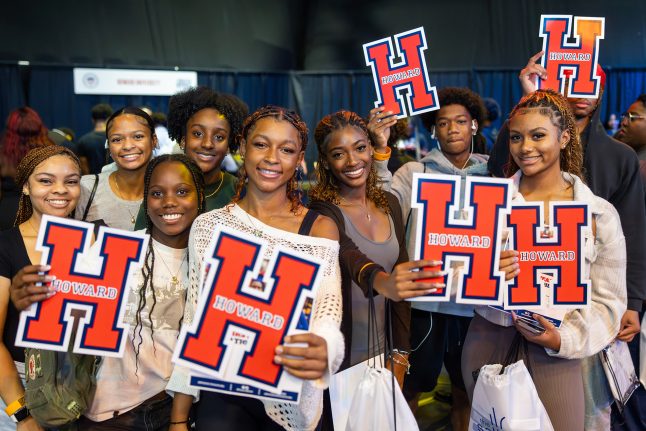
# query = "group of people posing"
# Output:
<box><xmin>1</xmin><ymin>52</ymin><xmax>644</xmax><ymax>431</ymax></box>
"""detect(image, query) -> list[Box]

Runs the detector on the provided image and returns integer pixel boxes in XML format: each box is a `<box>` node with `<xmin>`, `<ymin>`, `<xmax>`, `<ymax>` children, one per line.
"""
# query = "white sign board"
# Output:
<box><xmin>73</xmin><ymin>68</ymin><xmax>198</xmax><ymax>96</ymax></box>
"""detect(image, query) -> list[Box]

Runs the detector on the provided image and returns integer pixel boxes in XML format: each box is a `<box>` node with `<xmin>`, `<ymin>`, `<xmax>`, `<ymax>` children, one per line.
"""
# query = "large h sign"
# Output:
<box><xmin>538</xmin><ymin>15</ymin><xmax>605</xmax><ymax>98</ymax></box>
<box><xmin>16</xmin><ymin>216</ymin><xmax>147</xmax><ymax>357</ymax></box>
<box><xmin>363</xmin><ymin>27</ymin><xmax>439</xmax><ymax>119</ymax></box>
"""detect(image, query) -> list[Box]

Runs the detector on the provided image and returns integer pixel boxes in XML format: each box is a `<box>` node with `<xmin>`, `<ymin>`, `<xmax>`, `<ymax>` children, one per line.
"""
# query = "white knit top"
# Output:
<box><xmin>167</xmin><ymin>204</ymin><xmax>343</xmax><ymax>430</ymax></box>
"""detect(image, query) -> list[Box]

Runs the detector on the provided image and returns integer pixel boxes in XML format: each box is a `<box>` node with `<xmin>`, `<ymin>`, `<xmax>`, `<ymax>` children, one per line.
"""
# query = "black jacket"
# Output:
<box><xmin>489</xmin><ymin>104</ymin><xmax>646</xmax><ymax>311</ymax></box>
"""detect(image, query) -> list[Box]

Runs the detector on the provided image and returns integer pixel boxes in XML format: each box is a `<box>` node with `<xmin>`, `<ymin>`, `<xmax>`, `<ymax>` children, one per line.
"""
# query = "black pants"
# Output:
<box><xmin>194</xmin><ymin>391</ymin><xmax>284</xmax><ymax>430</ymax></box>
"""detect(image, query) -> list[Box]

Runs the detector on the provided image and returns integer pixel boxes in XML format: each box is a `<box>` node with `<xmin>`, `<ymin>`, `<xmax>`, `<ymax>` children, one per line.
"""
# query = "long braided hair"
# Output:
<box><xmin>14</xmin><ymin>145</ymin><xmax>80</xmax><ymax>226</ymax></box>
<box><xmin>131</xmin><ymin>154</ymin><xmax>205</xmax><ymax>371</ymax></box>
<box><xmin>310</xmin><ymin>110</ymin><xmax>390</xmax><ymax>213</ymax></box>
<box><xmin>231</xmin><ymin>105</ymin><xmax>309</xmax><ymax>214</ymax></box>
<box><xmin>505</xmin><ymin>89</ymin><xmax>584</xmax><ymax>180</ymax></box>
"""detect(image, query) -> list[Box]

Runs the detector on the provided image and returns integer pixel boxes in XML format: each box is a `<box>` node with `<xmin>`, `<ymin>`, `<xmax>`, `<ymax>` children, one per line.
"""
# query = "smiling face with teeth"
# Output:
<box><xmin>508</xmin><ymin>109</ymin><xmax>570</xmax><ymax>180</ymax></box>
<box><xmin>107</xmin><ymin>114</ymin><xmax>156</xmax><ymax>172</ymax></box>
<box><xmin>240</xmin><ymin>117</ymin><xmax>304</xmax><ymax>196</ymax></box>
<box><xmin>324</xmin><ymin>125</ymin><xmax>372</xmax><ymax>193</ymax></box>
<box><xmin>23</xmin><ymin>154</ymin><xmax>81</xmax><ymax>221</ymax></box>
<box><xmin>184</xmin><ymin>108</ymin><xmax>231</xmax><ymax>185</ymax></box>
<box><xmin>146</xmin><ymin>160</ymin><xmax>200</xmax><ymax>248</ymax></box>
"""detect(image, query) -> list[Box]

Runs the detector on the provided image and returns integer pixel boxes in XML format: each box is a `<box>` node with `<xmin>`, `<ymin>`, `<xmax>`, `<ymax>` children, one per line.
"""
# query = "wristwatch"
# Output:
<box><xmin>10</xmin><ymin>406</ymin><xmax>30</xmax><ymax>423</ymax></box>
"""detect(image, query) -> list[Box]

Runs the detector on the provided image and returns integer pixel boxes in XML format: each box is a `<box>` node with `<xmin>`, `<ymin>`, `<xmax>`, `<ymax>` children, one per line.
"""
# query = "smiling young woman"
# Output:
<box><xmin>462</xmin><ymin>90</ymin><xmax>627</xmax><ymax>430</ymax></box>
<box><xmin>167</xmin><ymin>106</ymin><xmax>343</xmax><ymax>431</ymax></box>
<box><xmin>0</xmin><ymin>145</ymin><xmax>81</xmax><ymax>431</ymax></box>
<box><xmin>75</xmin><ymin>107</ymin><xmax>157</xmax><ymax>230</ymax></box>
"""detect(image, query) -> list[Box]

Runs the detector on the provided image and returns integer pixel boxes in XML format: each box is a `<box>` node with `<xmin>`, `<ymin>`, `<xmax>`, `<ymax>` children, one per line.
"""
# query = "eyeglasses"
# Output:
<box><xmin>621</xmin><ymin>112</ymin><xmax>646</xmax><ymax>122</ymax></box>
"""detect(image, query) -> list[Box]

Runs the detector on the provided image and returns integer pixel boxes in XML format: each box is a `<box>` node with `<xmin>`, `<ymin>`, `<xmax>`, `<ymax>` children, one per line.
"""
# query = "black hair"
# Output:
<box><xmin>167</xmin><ymin>86</ymin><xmax>249</xmax><ymax>153</ymax></box>
<box><xmin>420</xmin><ymin>87</ymin><xmax>487</xmax><ymax>131</ymax></box>
<box><xmin>105</xmin><ymin>106</ymin><xmax>155</xmax><ymax>137</ymax></box>
<box><xmin>131</xmin><ymin>154</ymin><xmax>206</xmax><ymax>373</ymax></box>
<box><xmin>91</xmin><ymin>103</ymin><xmax>113</xmax><ymax>121</ymax></box>
<box><xmin>637</xmin><ymin>94</ymin><xmax>646</xmax><ymax>107</ymax></box>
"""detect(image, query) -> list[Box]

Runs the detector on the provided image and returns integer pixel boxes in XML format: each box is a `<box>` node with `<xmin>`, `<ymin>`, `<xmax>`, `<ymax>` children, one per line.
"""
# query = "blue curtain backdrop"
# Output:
<box><xmin>2</xmin><ymin>64</ymin><xmax>646</xmax><ymax>166</ymax></box>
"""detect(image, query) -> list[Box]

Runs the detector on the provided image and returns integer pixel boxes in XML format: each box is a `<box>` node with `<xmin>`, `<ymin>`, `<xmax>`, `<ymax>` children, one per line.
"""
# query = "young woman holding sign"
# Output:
<box><xmin>10</xmin><ymin>154</ymin><xmax>206</xmax><ymax>430</ymax></box>
<box><xmin>0</xmin><ymin>145</ymin><xmax>81</xmax><ymax>430</ymax></box>
<box><xmin>461</xmin><ymin>89</ymin><xmax>627</xmax><ymax>430</ymax></box>
<box><xmin>75</xmin><ymin>107</ymin><xmax>157</xmax><ymax>230</ymax></box>
<box><xmin>167</xmin><ymin>105</ymin><xmax>343</xmax><ymax>430</ymax></box>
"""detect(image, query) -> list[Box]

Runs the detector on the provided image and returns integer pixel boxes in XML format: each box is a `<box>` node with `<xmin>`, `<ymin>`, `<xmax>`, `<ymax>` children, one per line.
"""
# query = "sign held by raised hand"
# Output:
<box><xmin>363</xmin><ymin>27</ymin><xmax>439</xmax><ymax>119</ymax></box>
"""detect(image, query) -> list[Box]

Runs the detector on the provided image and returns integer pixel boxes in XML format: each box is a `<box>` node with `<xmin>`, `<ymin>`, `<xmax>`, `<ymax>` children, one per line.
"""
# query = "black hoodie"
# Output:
<box><xmin>489</xmin><ymin>102</ymin><xmax>646</xmax><ymax>312</ymax></box>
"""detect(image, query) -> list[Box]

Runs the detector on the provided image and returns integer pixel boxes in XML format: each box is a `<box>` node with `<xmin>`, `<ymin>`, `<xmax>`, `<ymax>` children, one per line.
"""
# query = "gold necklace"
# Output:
<box><xmin>205</xmin><ymin>172</ymin><xmax>224</xmax><ymax>199</ymax></box>
<box><xmin>155</xmin><ymin>247</ymin><xmax>187</xmax><ymax>287</ymax></box>
<box><xmin>112</xmin><ymin>173</ymin><xmax>138</xmax><ymax>224</ymax></box>
<box><xmin>339</xmin><ymin>196</ymin><xmax>372</xmax><ymax>222</ymax></box>
<box><xmin>241</xmin><ymin>206</ymin><xmax>264</xmax><ymax>237</ymax></box>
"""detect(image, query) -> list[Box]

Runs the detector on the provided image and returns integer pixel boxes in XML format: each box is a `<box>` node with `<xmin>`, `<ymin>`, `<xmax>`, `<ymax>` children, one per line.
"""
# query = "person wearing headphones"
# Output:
<box><xmin>368</xmin><ymin>87</ymin><xmax>492</xmax><ymax>431</ymax></box>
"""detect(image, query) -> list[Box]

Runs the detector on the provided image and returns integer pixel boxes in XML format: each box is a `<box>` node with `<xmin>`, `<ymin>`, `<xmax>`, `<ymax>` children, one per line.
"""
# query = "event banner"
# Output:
<box><xmin>73</xmin><ymin>68</ymin><xmax>198</xmax><ymax>96</ymax></box>
<box><xmin>174</xmin><ymin>227</ymin><xmax>323</xmax><ymax>403</ymax></box>
<box><xmin>15</xmin><ymin>215</ymin><xmax>148</xmax><ymax>357</ymax></box>
<box><xmin>538</xmin><ymin>15</ymin><xmax>605</xmax><ymax>98</ymax></box>
<box><xmin>363</xmin><ymin>27</ymin><xmax>439</xmax><ymax>119</ymax></box>
<box><xmin>505</xmin><ymin>201</ymin><xmax>591</xmax><ymax>310</ymax></box>
<box><xmin>409</xmin><ymin>174</ymin><xmax>513</xmax><ymax>305</ymax></box>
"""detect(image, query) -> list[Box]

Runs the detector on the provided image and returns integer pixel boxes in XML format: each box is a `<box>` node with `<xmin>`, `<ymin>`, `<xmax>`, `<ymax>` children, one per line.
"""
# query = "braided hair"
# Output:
<box><xmin>505</xmin><ymin>89</ymin><xmax>584</xmax><ymax>180</ymax></box>
<box><xmin>132</xmin><ymin>154</ymin><xmax>205</xmax><ymax>372</ymax></box>
<box><xmin>14</xmin><ymin>145</ymin><xmax>81</xmax><ymax>226</ymax></box>
<box><xmin>231</xmin><ymin>105</ymin><xmax>309</xmax><ymax>214</ymax></box>
<box><xmin>310</xmin><ymin>110</ymin><xmax>389</xmax><ymax>213</ymax></box>
<box><xmin>167</xmin><ymin>87</ymin><xmax>248</xmax><ymax>153</ymax></box>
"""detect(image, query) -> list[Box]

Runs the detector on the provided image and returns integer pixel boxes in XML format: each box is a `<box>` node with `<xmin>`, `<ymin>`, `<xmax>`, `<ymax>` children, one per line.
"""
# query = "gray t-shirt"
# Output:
<box><xmin>75</xmin><ymin>171</ymin><xmax>142</xmax><ymax>231</ymax></box>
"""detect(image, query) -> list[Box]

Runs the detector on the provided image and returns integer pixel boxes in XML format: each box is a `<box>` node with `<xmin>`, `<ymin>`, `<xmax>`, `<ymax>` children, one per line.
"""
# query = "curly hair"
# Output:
<box><xmin>420</xmin><ymin>87</ymin><xmax>487</xmax><ymax>132</ymax></box>
<box><xmin>14</xmin><ymin>145</ymin><xmax>81</xmax><ymax>226</ymax></box>
<box><xmin>309</xmin><ymin>110</ymin><xmax>390</xmax><ymax>213</ymax></box>
<box><xmin>132</xmin><ymin>154</ymin><xmax>206</xmax><ymax>373</ymax></box>
<box><xmin>1</xmin><ymin>107</ymin><xmax>53</xmax><ymax>170</ymax></box>
<box><xmin>231</xmin><ymin>105</ymin><xmax>308</xmax><ymax>214</ymax></box>
<box><xmin>504</xmin><ymin>89</ymin><xmax>584</xmax><ymax>180</ymax></box>
<box><xmin>167</xmin><ymin>86</ymin><xmax>248</xmax><ymax>154</ymax></box>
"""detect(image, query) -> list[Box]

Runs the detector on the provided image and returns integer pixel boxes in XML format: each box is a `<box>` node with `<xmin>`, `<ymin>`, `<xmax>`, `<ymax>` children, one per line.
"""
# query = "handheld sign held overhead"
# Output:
<box><xmin>363</xmin><ymin>27</ymin><xmax>439</xmax><ymax>119</ymax></box>
<box><xmin>538</xmin><ymin>15</ymin><xmax>605</xmax><ymax>98</ymax></box>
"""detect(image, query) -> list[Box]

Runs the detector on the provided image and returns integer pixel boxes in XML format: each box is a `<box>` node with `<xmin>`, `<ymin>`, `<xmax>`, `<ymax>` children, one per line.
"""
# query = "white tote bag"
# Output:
<box><xmin>344</xmin><ymin>365</ymin><xmax>418</xmax><ymax>431</ymax></box>
<box><xmin>470</xmin><ymin>360</ymin><xmax>554</xmax><ymax>431</ymax></box>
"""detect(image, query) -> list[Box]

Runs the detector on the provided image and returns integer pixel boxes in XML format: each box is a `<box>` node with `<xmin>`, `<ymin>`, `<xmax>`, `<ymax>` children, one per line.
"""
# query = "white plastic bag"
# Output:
<box><xmin>345</xmin><ymin>366</ymin><xmax>418</xmax><ymax>431</ymax></box>
<box><xmin>470</xmin><ymin>360</ymin><xmax>554</xmax><ymax>431</ymax></box>
<box><xmin>640</xmin><ymin>312</ymin><xmax>646</xmax><ymax>388</ymax></box>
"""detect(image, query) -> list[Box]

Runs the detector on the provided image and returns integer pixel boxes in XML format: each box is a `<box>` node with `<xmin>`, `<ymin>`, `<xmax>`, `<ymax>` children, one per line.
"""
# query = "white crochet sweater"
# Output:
<box><xmin>167</xmin><ymin>204</ymin><xmax>343</xmax><ymax>430</ymax></box>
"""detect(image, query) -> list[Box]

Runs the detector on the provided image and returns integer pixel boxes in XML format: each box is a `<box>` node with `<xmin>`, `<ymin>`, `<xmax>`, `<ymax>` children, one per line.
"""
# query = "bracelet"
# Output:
<box><xmin>388</xmin><ymin>350</ymin><xmax>411</xmax><ymax>374</ymax></box>
<box><xmin>357</xmin><ymin>262</ymin><xmax>377</xmax><ymax>284</ymax></box>
<box><xmin>4</xmin><ymin>396</ymin><xmax>25</xmax><ymax>416</ymax></box>
<box><xmin>170</xmin><ymin>420</ymin><xmax>189</xmax><ymax>425</ymax></box>
<box><xmin>372</xmin><ymin>146</ymin><xmax>392</xmax><ymax>161</ymax></box>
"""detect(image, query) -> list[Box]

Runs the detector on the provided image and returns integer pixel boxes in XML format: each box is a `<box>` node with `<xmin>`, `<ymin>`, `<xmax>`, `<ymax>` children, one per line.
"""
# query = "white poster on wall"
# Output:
<box><xmin>73</xmin><ymin>68</ymin><xmax>197</xmax><ymax>96</ymax></box>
